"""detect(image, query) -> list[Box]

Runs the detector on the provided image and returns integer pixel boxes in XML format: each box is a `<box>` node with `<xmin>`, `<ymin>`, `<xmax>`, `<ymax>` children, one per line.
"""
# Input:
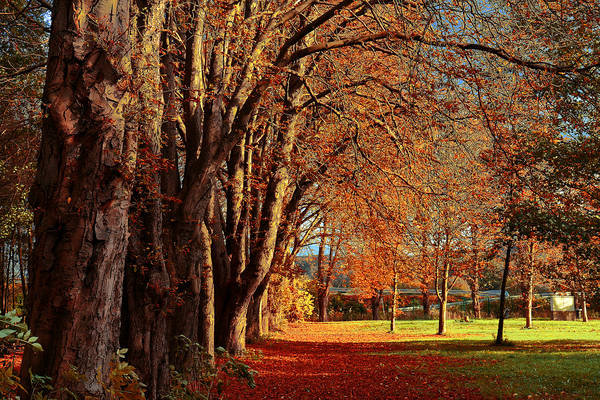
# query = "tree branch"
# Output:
<box><xmin>0</xmin><ymin>61</ymin><xmax>46</xmax><ymax>81</ymax></box>
<box><xmin>287</xmin><ymin>31</ymin><xmax>599</xmax><ymax>73</ymax></box>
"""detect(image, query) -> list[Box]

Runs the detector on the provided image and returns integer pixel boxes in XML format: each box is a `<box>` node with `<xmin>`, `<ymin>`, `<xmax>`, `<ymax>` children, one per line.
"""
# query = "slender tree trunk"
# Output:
<box><xmin>469</xmin><ymin>278</ymin><xmax>481</xmax><ymax>319</ymax></box>
<box><xmin>199</xmin><ymin>221</ymin><xmax>215</xmax><ymax>357</ymax></box>
<box><xmin>581</xmin><ymin>289</ymin><xmax>589</xmax><ymax>322</ymax></box>
<box><xmin>21</xmin><ymin>0</ymin><xmax>134</xmax><ymax>395</ymax></box>
<box><xmin>437</xmin><ymin>263</ymin><xmax>449</xmax><ymax>335</ymax></box>
<box><xmin>16</xmin><ymin>234</ymin><xmax>27</xmax><ymax>301</ymax></box>
<box><xmin>258</xmin><ymin>280</ymin><xmax>271</xmax><ymax>336</ymax></box>
<box><xmin>438</xmin><ymin>298</ymin><xmax>447</xmax><ymax>335</ymax></box>
<box><xmin>319</xmin><ymin>290</ymin><xmax>330</xmax><ymax>322</ymax></box>
<box><xmin>390</xmin><ymin>272</ymin><xmax>398</xmax><ymax>332</ymax></box>
<box><xmin>524</xmin><ymin>270</ymin><xmax>534</xmax><ymax>329</ymax></box>
<box><xmin>0</xmin><ymin>244</ymin><xmax>5</xmax><ymax>313</ymax></box>
<box><xmin>217</xmin><ymin>119</ymin><xmax>298</xmax><ymax>354</ymax></box>
<box><xmin>371</xmin><ymin>291</ymin><xmax>382</xmax><ymax>320</ymax></box>
<box><xmin>496</xmin><ymin>241</ymin><xmax>513</xmax><ymax>345</ymax></box>
<box><xmin>422</xmin><ymin>288</ymin><xmax>430</xmax><ymax>317</ymax></box>
<box><xmin>524</xmin><ymin>241</ymin><xmax>535</xmax><ymax>329</ymax></box>
<box><xmin>316</xmin><ymin>220</ymin><xmax>328</xmax><ymax>322</ymax></box>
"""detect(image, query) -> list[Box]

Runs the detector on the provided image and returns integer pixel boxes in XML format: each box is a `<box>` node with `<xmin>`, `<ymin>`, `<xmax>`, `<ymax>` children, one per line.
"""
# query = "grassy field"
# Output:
<box><xmin>357</xmin><ymin>318</ymin><xmax>600</xmax><ymax>399</ymax></box>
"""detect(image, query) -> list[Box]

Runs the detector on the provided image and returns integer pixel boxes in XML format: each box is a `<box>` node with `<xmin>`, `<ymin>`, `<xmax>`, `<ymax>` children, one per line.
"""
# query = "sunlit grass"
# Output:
<box><xmin>361</xmin><ymin>318</ymin><xmax>600</xmax><ymax>341</ymax></box>
<box><xmin>354</xmin><ymin>318</ymin><xmax>600</xmax><ymax>399</ymax></box>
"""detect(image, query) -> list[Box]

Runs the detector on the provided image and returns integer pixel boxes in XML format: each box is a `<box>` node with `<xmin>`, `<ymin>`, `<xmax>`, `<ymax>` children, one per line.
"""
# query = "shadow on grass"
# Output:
<box><xmin>377</xmin><ymin>339</ymin><xmax>600</xmax><ymax>355</ymax></box>
<box><xmin>374</xmin><ymin>339</ymin><xmax>600</xmax><ymax>399</ymax></box>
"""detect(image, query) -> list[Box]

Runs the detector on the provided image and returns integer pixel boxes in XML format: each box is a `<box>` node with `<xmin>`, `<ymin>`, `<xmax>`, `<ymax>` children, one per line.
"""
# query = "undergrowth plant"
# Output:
<box><xmin>0</xmin><ymin>310</ymin><xmax>43</xmax><ymax>398</ymax></box>
<box><xmin>165</xmin><ymin>335</ymin><xmax>256</xmax><ymax>400</ymax></box>
<box><xmin>0</xmin><ymin>316</ymin><xmax>256</xmax><ymax>399</ymax></box>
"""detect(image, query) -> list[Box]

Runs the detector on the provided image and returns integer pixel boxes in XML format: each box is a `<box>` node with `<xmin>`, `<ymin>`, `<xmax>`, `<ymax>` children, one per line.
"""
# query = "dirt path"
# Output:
<box><xmin>227</xmin><ymin>322</ymin><xmax>485</xmax><ymax>400</ymax></box>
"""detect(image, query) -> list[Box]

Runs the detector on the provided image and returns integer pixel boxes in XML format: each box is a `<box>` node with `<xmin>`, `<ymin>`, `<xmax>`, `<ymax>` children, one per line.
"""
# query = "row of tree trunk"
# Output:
<box><xmin>20</xmin><ymin>0</ymin><xmax>356</xmax><ymax>398</ymax></box>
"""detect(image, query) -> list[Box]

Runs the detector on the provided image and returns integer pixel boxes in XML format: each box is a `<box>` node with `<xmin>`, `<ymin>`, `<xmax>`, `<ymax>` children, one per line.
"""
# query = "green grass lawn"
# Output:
<box><xmin>356</xmin><ymin>318</ymin><xmax>600</xmax><ymax>399</ymax></box>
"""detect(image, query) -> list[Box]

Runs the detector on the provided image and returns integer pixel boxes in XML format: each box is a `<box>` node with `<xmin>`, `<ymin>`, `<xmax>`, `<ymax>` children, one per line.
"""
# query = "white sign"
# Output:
<box><xmin>550</xmin><ymin>296</ymin><xmax>575</xmax><ymax>312</ymax></box>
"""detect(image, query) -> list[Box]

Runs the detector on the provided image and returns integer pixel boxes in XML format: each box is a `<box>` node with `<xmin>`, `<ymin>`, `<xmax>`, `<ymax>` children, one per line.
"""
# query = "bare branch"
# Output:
<box><xmin>0</xmin><ymin>61</ymin><xmax>46</xmax><ymax>81</ymax></box>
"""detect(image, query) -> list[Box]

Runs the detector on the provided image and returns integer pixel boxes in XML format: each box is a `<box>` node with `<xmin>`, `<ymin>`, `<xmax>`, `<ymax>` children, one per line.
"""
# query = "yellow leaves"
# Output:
<box><xmin>0</xmin><ymin>365</ymin><xmax>25</xmax><ymax>398</ymax></box>
<box><xmin>103</xmin><ymin>349</ymin><xmax>146</xmax><ymax>400</ymax></box>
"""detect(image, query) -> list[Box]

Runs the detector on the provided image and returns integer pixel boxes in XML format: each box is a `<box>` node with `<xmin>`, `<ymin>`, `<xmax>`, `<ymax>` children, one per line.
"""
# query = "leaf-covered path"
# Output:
<box><xmin>227</xmin><ymin>322</ymin><xmax>484</xmax><ymax>400</ymax></box>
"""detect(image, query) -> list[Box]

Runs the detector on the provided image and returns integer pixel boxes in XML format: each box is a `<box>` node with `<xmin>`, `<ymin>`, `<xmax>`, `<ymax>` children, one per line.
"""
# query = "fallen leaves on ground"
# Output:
<box><xmin>227</xmin><ymin>322</ymin><xmax>485</xmax><ymax>400</ymax></box>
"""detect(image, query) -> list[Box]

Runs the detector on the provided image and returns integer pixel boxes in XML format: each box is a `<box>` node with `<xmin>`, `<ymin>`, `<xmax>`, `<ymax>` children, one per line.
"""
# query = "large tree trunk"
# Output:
<box><xmin>120</xmin><ymin>1</ymin><xmax>169</xmax><ymax>397</ymax></box>
<box><xmin>170</xmin><ymin>180</ymin><xmax>219</xmax><ymax>363</ymax></box>
<box><xmin>122</xmin><ymin>241</ymin><xmax>169</xmax><ymax>399</ymax></box>
<box><xmin>122</xmin><ymin>172</ymin><xmax>169</xmax><ymax>399</ymax></box>
<box><xmin>246</xmin><ymin>275</ymin><xmax>270</xmax><ymax>341</ymax></box>
<box><xmin>21</xmin><ymin>0</ymin><xmax>134</xmax><ymax>396</ymax></box>
<box><xmin>216</xmin><ymin>165</ymin><xmax>289</xmax><ymax>353</ymax></box>
<box><xmin>496</xmin><ymin>241</ymin><xmax>513</xmax><ymax>345</ymax></box>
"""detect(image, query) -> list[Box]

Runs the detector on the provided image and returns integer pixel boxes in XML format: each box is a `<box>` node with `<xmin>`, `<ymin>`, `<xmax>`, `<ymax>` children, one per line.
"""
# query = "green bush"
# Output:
<box><xmin>165</xmin><ymin>335</ymin><xmax>256</xmax><ymax>400</ymax></box>
<box><xmin>0</xmin><ymin>309</ymin><xmax>42</xmax><ymax>398</ymax></box>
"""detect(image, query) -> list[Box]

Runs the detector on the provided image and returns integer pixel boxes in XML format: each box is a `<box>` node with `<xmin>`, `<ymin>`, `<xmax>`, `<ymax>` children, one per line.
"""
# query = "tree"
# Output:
<box><xmin>0</xmin><ymin>0</ymin><xmax>47</xmax><ymax>314</ymax></box>
<box><xmin>119</xmin><ymin>0</ymin><xmax>170</xmax><ymax>396</ymax></box>
<box><xmin>21</xmin><ymin>0</ymin><xmax>139</xmax><ymax>395</ymax></box>
<box><xmin>10</xmin><ymin>0</ymin><xmax>600</xmax><ymax>395</ymax></box>
<box><xmin>314</xmin><ymin>217</ymin><xmax>344</xmax><ymax>322</ymax></box>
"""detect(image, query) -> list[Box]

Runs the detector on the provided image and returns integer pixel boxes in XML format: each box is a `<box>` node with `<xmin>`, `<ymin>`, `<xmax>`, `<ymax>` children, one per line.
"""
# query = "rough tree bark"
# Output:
<box><xmin>199</xmin><ymin>217</ymin><xmax>215</xmax><ymax>357</ymax></box>
<box><xmin>168</xmin><ymin>0</ymin><xmax>215</xmax><ymax>362</ymax></box>
<box><xmin>120</xmin><ymin>0</ymin><xmax>170</xmax><ymax>397</ymax></box>
<box><xmin>246</xmin><ymin>275</ymin><xmax>270</xmax><ymax>340</ymax></box>
<box><xmin>21</xmin><ymin>0</ymin><xmax>135</xmax><ymax>396</ymax></box>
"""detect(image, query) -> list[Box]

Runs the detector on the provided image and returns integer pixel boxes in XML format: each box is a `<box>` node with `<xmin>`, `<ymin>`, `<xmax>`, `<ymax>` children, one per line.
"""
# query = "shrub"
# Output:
<box><xmin>165</xmin><ymin>335</ymin><xmax>256</xmax><ymax>400</ymax></box>
<box><xmin>269</xmin><ymin>274</ymin><xmax>314</xmax><ymax>327</ymax></box>
<box><xmin>0</xmin><ymin>309</ymin><xmax>42</xmax><ymax>398</ymax></box>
